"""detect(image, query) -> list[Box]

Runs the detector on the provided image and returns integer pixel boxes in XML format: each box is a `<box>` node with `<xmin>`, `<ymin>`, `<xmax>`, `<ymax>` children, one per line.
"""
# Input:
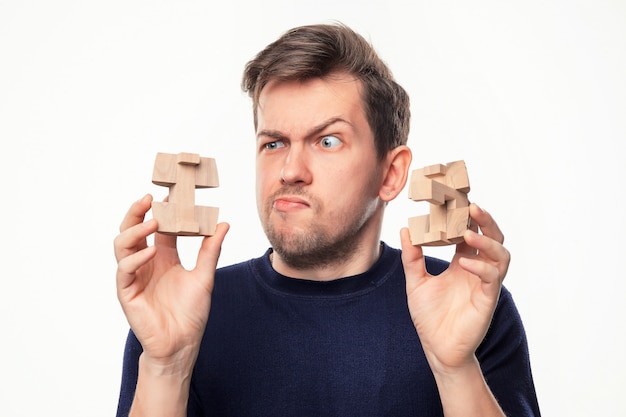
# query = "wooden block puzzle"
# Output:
<box><xmin>408</xmin><ymin>160</ymin><xmax>471</xmax><ymax>246</ymax></box>
<box><xmin>151</xmin><ymin>152</ymin><xmax>219</xmax><ymax>236</ymax></box>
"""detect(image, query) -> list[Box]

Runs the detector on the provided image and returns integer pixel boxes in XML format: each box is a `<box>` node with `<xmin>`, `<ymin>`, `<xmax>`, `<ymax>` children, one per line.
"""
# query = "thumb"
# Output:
<box><xmin>194</xmin><ymin>222</ymin><xmax>230</xmax><ymax>286</ymax></box>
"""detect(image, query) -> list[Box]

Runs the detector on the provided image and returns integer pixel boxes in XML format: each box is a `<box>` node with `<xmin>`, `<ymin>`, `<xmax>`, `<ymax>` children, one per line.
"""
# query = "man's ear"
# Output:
<box><xmin>379</xmin><ymin>145</ymin><xmax>412</xmax><ymax>202</ymax></box>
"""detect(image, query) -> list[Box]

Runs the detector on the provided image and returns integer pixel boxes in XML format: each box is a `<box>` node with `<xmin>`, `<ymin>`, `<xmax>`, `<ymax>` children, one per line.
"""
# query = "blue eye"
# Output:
<box><xmin>264</xmin><ymin>140</ymin><xmax>285</xmax><ymax>150</ymax></box>
<box><xmin>320</xmin><ymin>135</ymin><xmax>342</xmax><ymax>149</ymax></box>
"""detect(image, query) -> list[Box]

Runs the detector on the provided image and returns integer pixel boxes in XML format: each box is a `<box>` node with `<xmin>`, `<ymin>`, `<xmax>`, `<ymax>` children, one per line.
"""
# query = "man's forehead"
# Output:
<box><xmin>259</xmin><ymin>73</ymin><xmax>361</xmax><ymax>102</ymax></box>
<box><xmin>257</xmin><ymin>75</ymin><xmax>364</xmax><ymax>122</ymax></box>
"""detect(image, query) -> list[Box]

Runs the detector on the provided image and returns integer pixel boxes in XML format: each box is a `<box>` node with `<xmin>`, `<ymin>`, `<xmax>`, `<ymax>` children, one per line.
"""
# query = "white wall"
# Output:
<box><xmin>1</xmin><ymin>1</ymin><xmax>624</xmax><ymax>415</ymax></box>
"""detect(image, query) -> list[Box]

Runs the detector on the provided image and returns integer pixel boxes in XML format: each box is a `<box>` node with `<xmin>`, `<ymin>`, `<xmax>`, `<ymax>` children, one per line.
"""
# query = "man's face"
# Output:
<box><xmin>255</xmin><ymin>73</ymin><xmax>386</xmax><ymax>270</ymax></box>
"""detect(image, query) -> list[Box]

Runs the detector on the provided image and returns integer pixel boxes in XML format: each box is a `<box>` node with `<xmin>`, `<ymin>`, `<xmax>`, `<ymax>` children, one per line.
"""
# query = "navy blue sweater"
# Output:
<box><xmin>117</xmin><ymin>243</ymin><xmax>540</xmax><ymax>416</ymax></box>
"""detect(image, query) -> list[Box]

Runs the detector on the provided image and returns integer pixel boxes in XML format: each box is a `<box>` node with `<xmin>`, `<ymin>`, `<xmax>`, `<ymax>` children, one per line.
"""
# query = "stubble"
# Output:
<box><xmin>262</xmin><ymin>186</ymin><xmax>373</xmax><ymax>271</ymax></box>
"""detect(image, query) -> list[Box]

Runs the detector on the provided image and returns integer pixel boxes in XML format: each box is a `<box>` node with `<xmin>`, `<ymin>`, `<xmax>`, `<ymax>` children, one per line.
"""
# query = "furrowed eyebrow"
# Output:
<box><xmin>256</xmin><ymin>129</ymin><xmax>288</xmax><ymax>142</ymax></box>
<box><xmin>308</xmin><ymin>117</ymin><xmax>352</xmax><ymax>137</ymax></box>
<box><xmin>256</xmin><ymin>117</ymin><xmax>352</xmax><ymax>141</ymax></box>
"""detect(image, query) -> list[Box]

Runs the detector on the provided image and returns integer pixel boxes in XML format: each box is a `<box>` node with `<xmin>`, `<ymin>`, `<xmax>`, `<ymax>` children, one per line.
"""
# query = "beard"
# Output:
<box><xmin>261</xmin><ymin>186</ymin><xmax>377</xmax><ymax>271</ymax></box>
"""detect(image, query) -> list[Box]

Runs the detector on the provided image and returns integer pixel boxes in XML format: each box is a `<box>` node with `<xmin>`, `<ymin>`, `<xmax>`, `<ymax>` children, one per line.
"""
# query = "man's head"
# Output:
<box><xmin>242</xmin><ymin>23</ymin><xmax>410</xmax><ymax>160</ymax></box>
<box><xmin>244</xmin><ymin>23</ymin><xmax>413</xmax><ymax>277</ymax></box>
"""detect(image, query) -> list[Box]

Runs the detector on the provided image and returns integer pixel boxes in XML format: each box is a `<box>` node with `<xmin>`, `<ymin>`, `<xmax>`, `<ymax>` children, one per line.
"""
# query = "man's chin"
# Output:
<box><xmin>270</xmin><ymin>233</ymin><xmax>355</xmax><ymax>271</ymax></box>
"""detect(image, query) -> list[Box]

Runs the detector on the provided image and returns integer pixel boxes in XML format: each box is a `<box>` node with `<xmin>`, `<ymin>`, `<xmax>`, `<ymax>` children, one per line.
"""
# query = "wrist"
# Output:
<box><xmin>130</xmin><ymin>350</ymin><xmax>199</xmax><ymax>417</ymax></box>
<box><xmin>139</xmin><ymin>346</ymin><xmax>199</xmax><ymax>378</ymax></box>
<box><xmin>429</xmin><ymin>355</ymin><xmax>481</xmax><ymax>385</ymax></box>
<box><xmin>428</xmin><ymin>356</ymin><xmax>505</xmax><ymax>417</ymax></box>
<box><xmin>421</xmin><ymin>346</ymin><xmax>478</xmax><ymax>380</ymax></box>
<box><xmin>135</xmin><ymin>345</ymin><xmax>200</xmax><ymax>399</ymax></box>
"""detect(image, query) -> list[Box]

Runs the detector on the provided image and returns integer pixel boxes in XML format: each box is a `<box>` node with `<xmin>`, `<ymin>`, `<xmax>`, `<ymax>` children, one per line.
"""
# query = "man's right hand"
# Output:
<box><xmin>114</xmin><ymin>194</ymin><xmax>229</xmax><ymax>372</ymax></box>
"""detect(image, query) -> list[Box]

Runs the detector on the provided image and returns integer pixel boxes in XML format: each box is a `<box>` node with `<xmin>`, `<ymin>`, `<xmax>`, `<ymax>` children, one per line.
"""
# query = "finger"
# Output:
<box><xmin>458</xmin><ymin>256</ymin><xmax>502</xmax><ymax>298</ymax></box>
<box><xmin>400</xmin><ymin>228</ymin><xmax>428</xmax><ymax>285</ymax></box>
<box><xmin>114</xmin><ymin>218</ymin><xmax>158</xmax><ymax>262</ymax></box>
<box><xmin>154</xmin><ymin>229</ymin><xmax>178</xmax><ymax>250</ymax></box>
<box><xmin>469</xmin><ymin>203</ymin><xmax>504</xmax><ymax>244</ymax></box>
<box><xmin>119</xmin><ymin>194</ymin><xmax>153</xmax><ymax>233</ymax></box>
<box><xmin>455</xmin><ymin>235</ymin><xmax>477</xmax><ymax>257</ymax></box>
<box><xmin>463</xmin><ymin>228</ymin><xmax>511</xmax><ymax>280</ymax></box>
<box><xmin>194</xmin><ymin>222</ymin><xmax>231</xmax><ymax>286</ymax></box>
<box><xmin>116</xmin><ymin>245</ymin><xmax>157</xmax><ymax>291</ymax></box>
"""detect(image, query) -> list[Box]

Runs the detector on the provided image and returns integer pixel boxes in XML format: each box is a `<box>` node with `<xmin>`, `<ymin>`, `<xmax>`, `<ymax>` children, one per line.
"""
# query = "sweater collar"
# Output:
<box><xmin>251</xmin><ymin>242</ymin><xmax>401</xmax><ymax>298</ymax></box>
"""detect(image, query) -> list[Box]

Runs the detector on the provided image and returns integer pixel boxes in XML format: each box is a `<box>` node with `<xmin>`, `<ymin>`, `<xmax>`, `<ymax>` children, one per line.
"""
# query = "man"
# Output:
<box><xmin>114</xmin><ymin>23</ymin><xmax>540</xmax><ymax>416</ymax></box>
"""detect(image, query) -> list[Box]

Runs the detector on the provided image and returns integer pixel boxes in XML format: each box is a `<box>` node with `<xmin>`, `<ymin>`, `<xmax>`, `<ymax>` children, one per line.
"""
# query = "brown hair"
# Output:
<box><xmin>241</xmin><ymin>23</ymin><xmax>410</xmax><ymax>159</ymax></box>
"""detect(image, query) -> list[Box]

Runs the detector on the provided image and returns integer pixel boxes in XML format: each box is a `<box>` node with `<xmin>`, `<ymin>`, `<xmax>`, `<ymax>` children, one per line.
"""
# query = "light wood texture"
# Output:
<box><xmin>408</xmin><ymin>160</ymin><xmax>471</xmax><ymax>246</ymax></box>
<box><xmin>151</xmin><ymin>152</ymin><xmax>219</xmax><ymax>236</ymax></box>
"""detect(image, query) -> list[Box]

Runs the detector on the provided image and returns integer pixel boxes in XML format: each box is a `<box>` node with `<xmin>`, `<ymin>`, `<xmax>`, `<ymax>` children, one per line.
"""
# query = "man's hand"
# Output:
<box><xmin>401</xmin><ymin>203</ymin><xmax>509</xmax><ymax>416</ymax></box>
<box><xmin>114</xmin><ymin>194</ymin><xmax>229</xmax><ymax>369</ymax></box>
<box><xmin>114</xmin><ymin>194</ymin><xmax>229</xmax><ymax>416</ymax></box>
<box><xmin>400</xmin><ymin>202</ymin><xmax>510</xmax><ymax>373</ymax></box>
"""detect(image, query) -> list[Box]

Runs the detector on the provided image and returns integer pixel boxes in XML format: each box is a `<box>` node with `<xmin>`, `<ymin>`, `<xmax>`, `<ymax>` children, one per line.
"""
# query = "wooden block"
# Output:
<box><xmin>177</xmin><ymin>152</ymin><xmax>201</xmax><ymax>165</ymax></box>
<box><xmin>445</xmin><ymin>206</ymin><xmax>470</xmax><ymax>242</ymax></box>
<box><xmin>410</xmin><ymin>178</ymin><xmax>467</xmax><ymax>206</ymax></box>
<box><xmin>151</xmin><ymin>152</ymin><xmax>219</xmax><ymax>236</ymax></box>
<box><xmin>408</xmin><ymin>214</ymin><xmax>447</xmax><ymax>246</ymax></box>
<box><xmin>441</xmin><ymin>160</ymin><xmax>470</xmax><ymax>193</ymax></box>
<box><xmin>152</xmin><ymin>153</ymin><xmax>179</xmax><ymax>186</ymax></box>
<box><xmin>152</xmin><ymin>153</ymin><xmax>219</xmax><ymax>188</ymax></box>
<box><xmin>151</xmin><ymin>203</ymin><xmax>219</xmax><ymax>236</ymax></box>
<box><xmin>194</xmin><ymin>158</ymin><xmax>219</xmax><ymax>188</ymax></box>
<box><xmin>407</xmin><ymin>160</ymin><xmax>471</xmax><ymax>246</ymax></box>
<box><xmin>423</xmin><ymin>163</ymin><xmax>446</xmax><ymax>177</ymax></box>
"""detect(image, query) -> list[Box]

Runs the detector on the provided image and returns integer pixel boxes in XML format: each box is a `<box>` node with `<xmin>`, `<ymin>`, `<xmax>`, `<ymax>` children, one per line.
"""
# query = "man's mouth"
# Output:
<box><xmin>273</xmin><ymin>196</ymin><xmax>310</xmax><ymax>212</ymax></box>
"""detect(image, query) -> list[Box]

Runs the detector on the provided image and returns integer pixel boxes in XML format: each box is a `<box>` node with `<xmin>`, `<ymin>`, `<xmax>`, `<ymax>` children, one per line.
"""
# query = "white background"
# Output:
<box><xmin>1</xmin><ymin>1</ymin><xmax>624</xmax><ymax>416</ymax></box>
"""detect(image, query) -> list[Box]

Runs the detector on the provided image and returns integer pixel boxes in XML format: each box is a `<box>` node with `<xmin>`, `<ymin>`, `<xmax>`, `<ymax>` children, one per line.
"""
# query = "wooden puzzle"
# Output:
<box><xmin>151</xmin><ymin>152</ymin><xmax>219</xmax><ymax>236</ymax></box>
<box><xmin>408</xmin><ymin>160</ymin><xmax>471</xmax><ymax>246</ymax></box>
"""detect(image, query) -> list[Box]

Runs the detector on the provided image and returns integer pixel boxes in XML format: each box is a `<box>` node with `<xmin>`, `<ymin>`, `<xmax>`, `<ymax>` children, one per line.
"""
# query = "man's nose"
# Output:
<box><xmin>280</xmin><ymin>147</ymin><xmax>312</xmax><ymax>185</ymax></box>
